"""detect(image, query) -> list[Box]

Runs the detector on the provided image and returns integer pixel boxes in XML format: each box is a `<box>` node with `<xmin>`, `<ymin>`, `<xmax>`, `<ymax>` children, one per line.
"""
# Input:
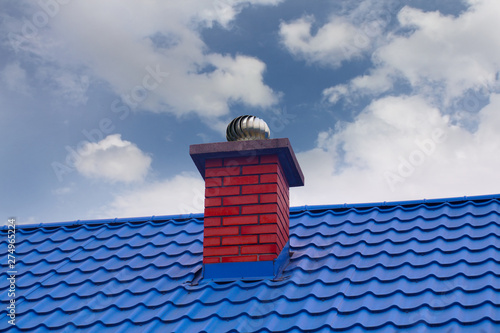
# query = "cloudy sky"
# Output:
<box><xmin>2</xmin><ymin>0</ymin><xmax>500</xmax><ymax>224</ymax></box>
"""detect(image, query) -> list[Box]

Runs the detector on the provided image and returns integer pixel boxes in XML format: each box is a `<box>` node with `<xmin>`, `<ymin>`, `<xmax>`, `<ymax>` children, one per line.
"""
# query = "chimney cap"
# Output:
<box><xmin>226</xmin><ymin>115</ymin><xmax>270</xmax><ymax>142</ymax></box>
<box><xmin>190</xmin><ymin>138</ymin><xmax>304</xmax><ymax>187</ymax></box>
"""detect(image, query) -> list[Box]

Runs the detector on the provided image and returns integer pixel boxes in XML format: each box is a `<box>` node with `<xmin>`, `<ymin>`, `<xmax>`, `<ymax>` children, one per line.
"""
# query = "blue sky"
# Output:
<box><xmin>2</xmin><ymin>0</ymin><xmax>500</xmax><ymax>224</ymax></box>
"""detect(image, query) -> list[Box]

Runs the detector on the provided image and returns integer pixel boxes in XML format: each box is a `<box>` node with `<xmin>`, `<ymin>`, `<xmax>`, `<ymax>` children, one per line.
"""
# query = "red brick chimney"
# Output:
<box><xmin>190</xmin><ymin>137</ymin><xmax>304</xmax><ymax>280</ymax></box>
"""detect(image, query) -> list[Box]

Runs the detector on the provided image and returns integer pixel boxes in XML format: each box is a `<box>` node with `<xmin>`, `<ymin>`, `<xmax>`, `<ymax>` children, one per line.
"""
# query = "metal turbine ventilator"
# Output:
<box><xmin>226</xmin><ymin>115</ymin><xmax>271</xmax><ymax>141</ymax></box>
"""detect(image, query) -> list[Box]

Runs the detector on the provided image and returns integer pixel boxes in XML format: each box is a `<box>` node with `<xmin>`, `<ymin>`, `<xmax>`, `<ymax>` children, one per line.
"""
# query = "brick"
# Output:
<box><xmin>260</xmin><ymin>234</ymin><xmax>278</xmax><ymax>244</ymax></box>
<box><xmin>205</xmin><ymin>177</ymin><xmax>222</xmax><ymax>187</ymax></box>
<box><xmin>241</xmin><ymin>184</ymin><xmax>278</xmax><ymax>195</ymax></box>
<box><xmin>241</xmin><ymin>224</ymin><xmax>277</xmax><ymax>235</ymax></box>
<box><xmin>259</xmin><ymin>193</ymin><xmax>283</xmax><ymax>206</ymax></box>
<box><xmin>223</xmin><ymin>175</ymin><xmax>259</xmax><ymax>186</ymax></box>
<box><xmin>204</xmin><ymin>246</ymin><xmax>239</xmax><ymax>256</ymax></box>
<box><xmin>278</xmin><ymin>201</ymin><xmax>288</xmax><ymax>216</ymax></box>
<box><xmin>278</xmin><ymin>209</ymin><xmax>289</xmax><ymax>228</ymax></box>
<box><xmin>278</xmin><ymin>170</ymin><xmax>288</xmax><ymax>187</ymax></box>
<box><xmin>205</xmin><ymin>206</ymin><xmax>240</xmax><ymax>217</ymax></box>
<box><xmin>277</xmin><ymin>229</ymin><xmax>288</xmax><ymax>249</ymax></box>
<box><xmin>223</xmin><ymin>215</ymin><xmax>259</xmax><ymax>226</ymax></box>
<box><xmin>205</xmin><ymin>197</ymin><xmax>222</xmax><ymax>207</ymax></box>
<box><xmin>260</xmin><ymin>155</ymin><xmax>279</xmax><ymax>164</ymax></box>
<box><xmin>278</xmin><ymin>235</ymin><xmax>287</xmax><ymax>250</ymax></box>
<box><xmin>241</xmin><ymin>204</ymin><xmax>278</xmax><ymax>215</ymax></box>
<box><xmin>204</xmin><ymin>237</ymin><xmax>221</xmax><ymax>247</ymax></box>
<box><xmin>278</xmin><ymin>182</ymin><xmax>289</xmax><ymax>197</ymax></box>
<box><xmin>203</xmin><ymin>257</ymin><xmax>221</xmax><ymax>264</ymax></box>
<box><xmin>223</xmin><ymin>195</ymin><xmax>259</xmax><ymax>206</ymax></box>
<box><xmin>221</xmin><ymin>255</ymin><xmax>257</xmax><ymax>263</ymax></box>
<box><xmin>279</xmin><ymin>209</ymin><xmax>288</xmax><ymax>224</ymax></box>
<box><xmin>260</xmin><ymin>174</ymin><xmax>278</xmax><ymax>184</ymax></box>
<box><xmin>280</xmin><ymin>213</ymin><xmax>289</xmax><ymax>227</ymax></box>
<box><xmin>277</xmin><ymin>213</ymin><xmax>288</xmax><ymax>228</ymax></box>
<box><xmin>205</xmin><ymin>158</ymin><xmax>223</xmax><ymax>168</ymax></box>
<box><xmin>260</xmin><ymin>193</ymin><xmax>278</xmax><ymax>204</ymax></box>
<box><xmin>205</xmin><ymin>166</ymin><xmax>241</xmax><ymax>178</ymax></box>
<box><xmin>277</xmin><ymin>171</ymin><xmax>289</xmax><ymax>192</ymax></box>
<box><xmin>259</xmin><ymin>254</ymin><xmax>277</xmax><ymax>261</ymax></box>
<box><xmin>204</xmin><ymin>226</ymin><xmax>239</xmax><ymax>237</ymax></box>
<box><xmin>241</xmin><ymin>244</ymin><xmax>278</xmax><ymax>255</ymax></box>
<box><xmin>205</xmin><ymin>186</ymin><xmax>240</xmax><ymax>197</ymax></box>
<box><xmin>242</xmin><ymin>164</ymin><xmax>278</xmax><ymax>175</ymax></box>
<box><xmin>277</xmin><ymin>184</ymin><xmax>289</xmax><ymax>202</ymax></box>
<box><xmin>278</xmin><ymin>226</ymin><xmax>288</xmax><ymax>244</ymax></box>
<box><xmin>224</xmin><ymin>156</ymin><xmax>259</xmax><ymax>166</ymax></box>
<box><xmin>277</xmin><ymin>192</ymin><xmax>288</xmax><ymax>209</ymax></box>
<box><xmin>204</xmin><ymin>217</ymin><xmax>221</xmax><ymax>227</ymax></box>
<box><xmin>222</xmin><ymin>235</ymin><xmax>258</xmax><ymax>245</ymax></box>
<box><xmin>260</xmin><ymin>214</ymin><xmax>278</xmax><ymax>224</ymax></box>
<box><xmin>278</xmin><ymin>224</ymin><xmax>288</xmax><ymax>240</ymax></box>
<box><xmin>277</xmin><ymin>217</ymin><xmax>288</xmax><ymax>233</ymax></box>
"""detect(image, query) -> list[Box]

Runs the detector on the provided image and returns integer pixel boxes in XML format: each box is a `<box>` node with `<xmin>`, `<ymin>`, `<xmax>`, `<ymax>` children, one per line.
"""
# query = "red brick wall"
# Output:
<box><xmin>203</xmin><ymin>154</ymin><xmax>290</xmax><ymax>264</ymax></box>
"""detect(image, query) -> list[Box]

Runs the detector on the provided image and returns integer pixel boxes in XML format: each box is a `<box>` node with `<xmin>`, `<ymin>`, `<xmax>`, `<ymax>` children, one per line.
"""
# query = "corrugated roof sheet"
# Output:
<box><xmin>1</xmin><ymin>195</ymin><xmax>500</xmax><ymax>332</ymax></box>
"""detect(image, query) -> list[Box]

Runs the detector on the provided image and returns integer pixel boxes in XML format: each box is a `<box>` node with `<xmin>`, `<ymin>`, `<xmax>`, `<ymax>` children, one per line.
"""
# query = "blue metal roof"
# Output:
<box><xmin>1</xmin><ymin>194</ymin><xmax>500</xmax><ymax>332</ymax></box>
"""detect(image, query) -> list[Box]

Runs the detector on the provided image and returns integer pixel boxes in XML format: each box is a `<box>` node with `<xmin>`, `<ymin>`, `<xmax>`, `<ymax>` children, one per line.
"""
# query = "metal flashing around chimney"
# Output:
<box><xmin>203</xmin><ymin>242</ymin><xmax>290</xmax><ymax>281</ymax></box>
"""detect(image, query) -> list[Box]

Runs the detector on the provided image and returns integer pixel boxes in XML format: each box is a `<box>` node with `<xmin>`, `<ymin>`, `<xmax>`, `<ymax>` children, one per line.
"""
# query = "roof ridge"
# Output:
<box><xmin>290</xmin><ymin>193</ymin><xmax>500</xmax><ymax>214</ymax></box>
<box><xmin>4</xmin><ymin>194</ymin><xmax>500</xmax><ymax>230</ymax></box>
<box><xmin>3</xmin><ymin>213</ymin><xmax>204</xmax><ymax>230</ymax></box>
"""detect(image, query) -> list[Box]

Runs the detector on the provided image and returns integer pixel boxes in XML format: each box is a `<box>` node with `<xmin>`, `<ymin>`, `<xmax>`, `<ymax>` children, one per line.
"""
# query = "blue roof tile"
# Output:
<box><xmin>1</xmin><ymin>195</ymin><xmax>500</xmax><ymax>331</ymax></box>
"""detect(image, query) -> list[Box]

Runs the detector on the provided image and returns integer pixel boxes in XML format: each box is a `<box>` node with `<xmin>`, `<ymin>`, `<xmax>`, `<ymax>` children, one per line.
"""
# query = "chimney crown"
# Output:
<box><xmin>190</xmin><ymin>138</ymin><xmax>304</xmax><ymax>187</ymax></box>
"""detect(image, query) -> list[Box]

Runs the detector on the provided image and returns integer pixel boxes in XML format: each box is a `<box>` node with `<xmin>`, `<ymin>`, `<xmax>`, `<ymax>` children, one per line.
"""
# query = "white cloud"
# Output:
<box><xmin>278</xmin><ymin>1</ymin><xmax>398</xmax><ymax>67</ymax></box>
<box><xmin>322</xmin><ymin>84</ymin><xmax>349</xmax><ymax>104</ymax></box>
<box><xmin>279</xmin><ymin>15</ymin><xmax>369</xmax><ymax>67</ymax></box>
<box><xmin>5</xmin><ymin>0</ymin><xmax>281</xmax><ymax>117</ymax></box>
<box><xmin>199</xmin><ymin>0</ymin><xmax>284</xmax><ymax>28</ymax></box>
<box><xmin>323</xmin><ymin>66</ymin><xmax>395</xmax><ymax>104</ymax></box>
<box><xmin>97</xmin><ymin>172</ymin><xmax>205</xmax><ymax>218</ymax></box>
<box><xmin>160</xmin><ymin>53</ymin><xmax>277</xmax><ymax>117</ymax></box>
<box><xmin>75</xmin><ymin>134</ymin><xmax>152</xmax><ymax>183</ymax></box>
<box><xmin>1</xmin><ymin>62</ymin><xmax>29</xmax><ymax>94</ymax></box>
<box><xmin>291</xmin><ymin>94</ymin><xmax>500</xmax><ymax>206</ymax></box>
<box><xmin>324</xmin><ymin>0</ymin><xmax>500</xmax><ymax>104</ymax></box>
